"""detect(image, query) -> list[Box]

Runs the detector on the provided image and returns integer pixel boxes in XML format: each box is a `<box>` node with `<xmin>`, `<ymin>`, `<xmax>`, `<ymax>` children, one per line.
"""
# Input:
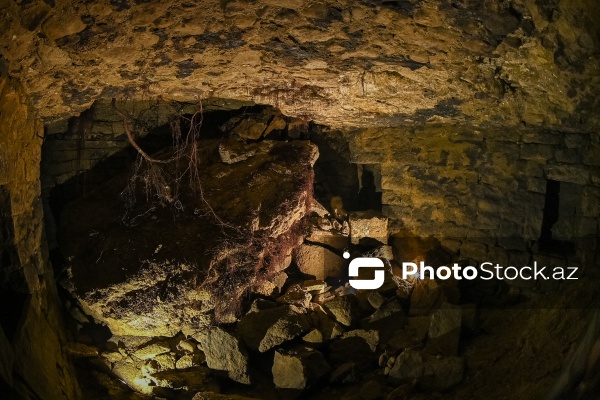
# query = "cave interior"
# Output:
<box><xmin>0</xmin><ymin>1</ymin><xmax>599</xmax><ymax>400</ymax></box>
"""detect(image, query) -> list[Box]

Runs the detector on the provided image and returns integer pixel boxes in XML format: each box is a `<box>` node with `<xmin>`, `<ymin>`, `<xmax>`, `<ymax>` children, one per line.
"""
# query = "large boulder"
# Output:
<box><xmin>59</xmin><ymin>139</ymin><xmax>318</xmax><ymax>335</ymax></box>
<box><xmin>294</xmin><ymin>243</ymin><xmax>347</xmax><ymax>280</ymax></box>
<box><xmin>194</xmin><ymin>328</ymin><xmax>250</xmax><ymax>384</ymax></box>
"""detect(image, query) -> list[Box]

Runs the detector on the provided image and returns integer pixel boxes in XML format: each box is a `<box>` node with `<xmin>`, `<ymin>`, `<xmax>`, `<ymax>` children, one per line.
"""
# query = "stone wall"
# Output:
<box><xmin>350</xmin><ymin>125</ymin><xmax>599</xmax><ymax>273</ymax></box>
<box><xmin>0</xmin><ymin>62</ymin><xmax>79</xmax><ymax>399</ymax></box>
<box><xmin>41</xmin><ymin>99</ymin><xmax>207</xmax><ymax>249</ymax></box>
<box><xmin>42</xmin><ymin>99</ymin><xmax>200</xmax><ymax>193</ymax></box>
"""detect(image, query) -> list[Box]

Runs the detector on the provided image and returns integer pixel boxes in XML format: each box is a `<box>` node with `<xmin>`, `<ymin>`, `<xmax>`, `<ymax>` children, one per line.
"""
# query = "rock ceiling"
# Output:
<box><xmin>1</xmin><ymin>0</ymin><xmax>599</xmax><ymax>130</ymax></box>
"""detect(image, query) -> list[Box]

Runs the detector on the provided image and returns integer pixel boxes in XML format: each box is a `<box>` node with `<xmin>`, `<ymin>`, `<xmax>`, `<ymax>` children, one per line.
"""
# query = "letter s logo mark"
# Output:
<box><xmin>348</xmin><ymin>258</ymin><xmax>385</xmax><ymax>290</ymax></box>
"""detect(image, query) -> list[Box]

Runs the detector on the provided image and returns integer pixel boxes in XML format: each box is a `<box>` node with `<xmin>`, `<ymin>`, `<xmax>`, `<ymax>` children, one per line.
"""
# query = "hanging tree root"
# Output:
<box><xmin>112</xmin><ymin>98</ymin><xmax>233</xmax><ymax>228</ymax></box>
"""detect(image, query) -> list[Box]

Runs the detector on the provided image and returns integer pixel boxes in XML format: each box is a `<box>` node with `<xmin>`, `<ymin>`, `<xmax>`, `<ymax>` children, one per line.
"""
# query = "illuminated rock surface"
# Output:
<box><xmin>1</xmin><ymin>1</ymin><xmax>599</xmax><ymax>132</ymax></box>
<box><xmin>59</xmin><ymin>139</ymin><xmax>318</xmax><ymax>335</ymax></box>
<box><xmin>0</xmin><ymin>1</ymin><xmax>599</xmax><ymax>399</ymax></box>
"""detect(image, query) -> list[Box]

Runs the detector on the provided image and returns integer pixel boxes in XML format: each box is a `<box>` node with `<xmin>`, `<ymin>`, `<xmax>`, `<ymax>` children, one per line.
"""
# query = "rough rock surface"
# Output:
<box><xmin>59</xmin><ymin>139</ymin><xmax>318</xmax><ymax>335</ymax></box>
<box><xmin>1</xmin><ymin>1</ymin><xmax>599</xmax><ymax>133</ymax></box>
<box><xmin>238</xmin><ymin>305</ymin><xmax>312</xmax><ymax>352</ymax></box>
<box><xmin>349</xmin><ymin>211</ymin><xmax>389</xmax><ymax>244</ymax></box>
<box><xmin>388</xmin><ymin>349</ymin><xmax>464</xmax><ymax>391</ymax></box>
<box><xmin>294</xmin><ymin>243</ymin><xmax>347</xmax><ymax>280</ymax></box>
<box><xmin>323</xmin><ymin>295</ymin><xmax>358</xmax><ymax>327</ymax></box>
<box><xmin>195</xmin><ymin>328</ymin><xmax>250</xmax><ymax>385</ymax></box>
<box><xmin>0</xmin><ymin>69</ymin><xmax>80</xmax><ymax>399</ymax></box>
<box><xmin>272</xmin><ymin>347</ymin><xmax>330</xmax><ymax>389</ymax></box>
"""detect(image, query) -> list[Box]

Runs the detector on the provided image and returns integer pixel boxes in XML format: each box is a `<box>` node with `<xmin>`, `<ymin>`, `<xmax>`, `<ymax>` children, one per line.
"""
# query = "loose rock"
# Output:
<box><xmin>195</xmin><ymin>328</ymin><xmax>251</xmax><ymax>384</ymax></box>
<box><xmin>349</xmin><ymin>211</ymin><xmax>388</xmax><ymax>245</ymax></box>
<box><xmin>272</xmin><ymin>347</ymin><xmax>330</xmax><ymax>389</ymax></box>
<box><xmin>238</xmin><ymin>305</ymin><xmax>312</xmax><ymax>352</ymax></box>
<box><xmin>324</xmin><ymin>296</ymin><xmax>358</xmax><ymax>327</ymax></box>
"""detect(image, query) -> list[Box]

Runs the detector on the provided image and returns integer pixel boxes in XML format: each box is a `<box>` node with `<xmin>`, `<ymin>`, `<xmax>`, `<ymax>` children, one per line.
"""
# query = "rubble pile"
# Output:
<box><xmin>64</xmin><ymin>194</ymin><xmax>469</xmax><ymax>399</ymax></box>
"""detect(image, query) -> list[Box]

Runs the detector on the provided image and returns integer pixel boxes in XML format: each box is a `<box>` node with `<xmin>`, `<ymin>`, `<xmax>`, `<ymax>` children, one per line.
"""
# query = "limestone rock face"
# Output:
<box><xmin>59</xmin><ymin>139</ymin><xmax>318</xmax><ymax>335</ymax></box>
<box><xmin>1</xmin><ymin>1</ymin><xmax>598</xmax><ymax>132</ymax></box>
<box><xmin>0</xmin><ymin>72</ymin><xmax>80</xmax><ymax>400</ymax></box>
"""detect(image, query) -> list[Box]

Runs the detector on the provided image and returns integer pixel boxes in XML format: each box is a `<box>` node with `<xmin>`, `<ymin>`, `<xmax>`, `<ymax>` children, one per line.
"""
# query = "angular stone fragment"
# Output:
<box><xmin>311</xmin><ymin>304</ymin><xmax>345</xmax><ymax>341</ymax></box>
<box><xmin>112</xmin><ymin>362</ymin><xmax>154</xmax><ymax>395</ymax></box>
<box><xmin>303</xmin><ymin>328</ymin><xmax>324</xmax><ymax>344</ymax></box>
<box><xmin>277</xmin><ymin>284</ymin><xmax>312</xmax><ymax>308</ymax></box>
<box><xmin>195</xmin><ymin>328</ymin><xmax>250</xmax><ymax>384</ymax></box>
<box><xmin>153</xmin><ymin>353</ymin><xmax>176</xmax><ymax>370</ymax></box>
<box><xmin>102</xmin><ymin>351</ymin><xmax>123</xmax><ymax>364</ymax></box>
<box><xmin>133</xmin><ymin>342</ymin><xmax>171</xmax><ymax>360</ymax></box>
<box><xmin>264</xmin><ymin>114</ymin><xmax>287</xmax><ymax>138</ymax></box>
<box><xmin>294</xmin><ymin>243</ymin><xmax>346</xmax><ymax>280</ymax></box>
<box><xmin>231</xmin><ymin>118</ymin><xmax>267</xmax><ymax>140</ymax></box>
<box><xmin>272</xmin><ymin>347</ymin><xmax>330</xmax><ymax>389</ymax></box>
<box><xmin>178</xmin><ymin>339</ymin><xmax>197</xmax><ymax>353</ymax></box>
<box><xmin>312</xmin><ymin>291</ymin><xmax>336</xmax><ymax>304</ymax></box>
<box><xmin>175</xmin><ymin>354</ymin><xmax>195</xmax><ymax>369</ymax></box>
<box><xmin>323</xmin><ymin>295</ymin><xmax>358</xmax><ymax>327</ymax></box>
<box><xmin>306</xmin><ymin>228</ymin><xmax>350</xmax><ymax>251</ymax></box>
<box><xmin>367</xmin><ymin>291</ymin><xmax>385</xmax><ymax>309</ymax></box>
<box><xmin>238</xmin><ymin>305</ymin><xmax>312</xmax><ymax>352</ymax></box>
<box><xmin>302</xmin><ymin>279</ymin><xmax>328</xmax><ymax>292</ymax></box>
<box><xmin>349</xmin><ymin>211</ymin><xmax>388</xmax><ymax>244</ymax></box>
<box><xmin>340</xmin><ymin>329</ymin><xmax>379</xmax><ymax>352</ymax></box>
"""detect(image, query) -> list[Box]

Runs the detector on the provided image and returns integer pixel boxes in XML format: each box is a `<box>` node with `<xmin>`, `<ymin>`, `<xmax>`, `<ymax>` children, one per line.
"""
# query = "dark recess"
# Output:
<box><xmin>539</xmin><ymin>179</ymin><xmax>575</xmax><ymax>255</ymax></box>
<box><xmin>0</xmin><ymin>186</ymin><xmax>30</xmax><ymax>341</ymax></box>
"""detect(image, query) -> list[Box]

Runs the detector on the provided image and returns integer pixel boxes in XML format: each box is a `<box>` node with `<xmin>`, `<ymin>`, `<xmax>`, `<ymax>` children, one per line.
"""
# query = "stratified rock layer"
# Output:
<box><xmin>1</xmin><ymin>1</ymin><xmax>599</xmax><ymax>131</ymax></box>
<box><xmin>59</xmin><ymin>139</ymin><xmax>318</xmax><ymax>336</ymax></box>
